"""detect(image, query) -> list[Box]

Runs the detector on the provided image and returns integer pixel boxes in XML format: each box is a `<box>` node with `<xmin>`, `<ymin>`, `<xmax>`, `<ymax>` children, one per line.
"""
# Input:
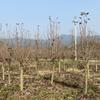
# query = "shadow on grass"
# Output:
<box><xmin>44</xmin><ymin>76</ymin><xmax>81</xmax><ymax>89</ymax></box>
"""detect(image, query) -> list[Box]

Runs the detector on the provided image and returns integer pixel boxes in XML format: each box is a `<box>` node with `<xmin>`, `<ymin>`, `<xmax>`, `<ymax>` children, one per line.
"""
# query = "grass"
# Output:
<box><xmin>0</xmin><ymin>60</ymin><xmax>100</xmax><ymax>100</ymax></box>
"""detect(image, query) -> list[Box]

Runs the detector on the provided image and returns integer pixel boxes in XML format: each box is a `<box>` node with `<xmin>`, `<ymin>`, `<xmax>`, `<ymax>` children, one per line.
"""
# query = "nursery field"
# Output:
<box><xmin>0</xmin><ymin>12</ymin><xmax>100</xmax><ymax>100</ymax></box>
<box><xmin>0</xmin><ymin>59</ymin><xmax>100</xmax><ymax>100</ymax></box>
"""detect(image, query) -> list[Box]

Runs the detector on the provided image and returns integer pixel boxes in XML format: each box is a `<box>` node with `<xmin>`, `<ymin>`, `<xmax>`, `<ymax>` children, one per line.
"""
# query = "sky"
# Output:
<box><xmin>0</xmin><ymin>0</ymin><xmax>100</xmax><ymax>38</ymax></box>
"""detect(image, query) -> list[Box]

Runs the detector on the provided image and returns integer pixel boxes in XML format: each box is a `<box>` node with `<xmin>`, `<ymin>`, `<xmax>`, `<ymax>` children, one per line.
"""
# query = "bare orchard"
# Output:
<box><xmin>0</xmin><ymin>16</ymin><xmax>100</xmax><ymax>100</ymax></box>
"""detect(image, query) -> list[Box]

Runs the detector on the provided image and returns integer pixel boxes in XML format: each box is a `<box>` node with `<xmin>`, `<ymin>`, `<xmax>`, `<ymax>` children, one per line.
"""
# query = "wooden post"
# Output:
<box><xmin>2</xmin><ymin>63</ymin><xmax>5</xmax><ymax>80</ymax></box>
<box><xmin>87</xmin><ymin>62</ymin><xmax>90</xmax><ymax>79</ymax></box>
<box><xmin>85</xmin><ymin>62</ymin><xmax>89</xmax><ymax>94</ymax></box>
<box><xmin>85</xmin><ymin>67</ymin><xmax>88</xmax><ymax>94</ymax></box>
<box><xmin>20</xmin><ymin>67</ymin><xmax>23</xmax><ymax>91</ymax></box>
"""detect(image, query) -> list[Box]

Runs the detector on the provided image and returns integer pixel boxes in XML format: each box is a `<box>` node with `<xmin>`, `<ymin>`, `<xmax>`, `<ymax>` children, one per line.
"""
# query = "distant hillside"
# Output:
<box><xmin>1</xmin><ymin>34</ymin><xmax>98</xmax><ymax>47</ymax></box>
<box><xmin>59</xmin><ymin>34</ymin><xmax>73</xmax><ymax>46</ymax></box>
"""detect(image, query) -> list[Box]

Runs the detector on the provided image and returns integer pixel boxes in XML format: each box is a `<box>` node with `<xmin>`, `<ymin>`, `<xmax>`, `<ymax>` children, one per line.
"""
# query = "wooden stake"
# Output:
<box><xmin>20</xmin><ymin>67</ymin><xmax>23</xmax><ymax>91</ymax></box>
<box><xmin>85</xmin><ymin>62</ymin><xmax>89</xmax><ymax>94</ymax></box>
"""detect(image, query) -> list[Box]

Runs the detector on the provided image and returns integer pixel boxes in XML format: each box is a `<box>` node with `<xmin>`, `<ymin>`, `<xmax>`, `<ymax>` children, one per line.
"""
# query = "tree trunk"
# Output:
<box><xmin>8</xmin><ymin>65</ymin><xmax>11</xmax><ymax>85</ymax></box>
<box><xmin>63</xmin><ymin>59</ymin><xmax>65</xmax><ymax>71</ymax></box>
<box><xmin>51</xmin><ymin>64</ymin><xmax>55</xmax><ymax>85</ymax></box>
<box><xmin>58</xmin><ymin>60</ymin><xmax>61</xmax><ymax>73</ymax></box>
<box><xmin>36</xmin><ymin>61</ymin><xmax>39</xmax><ymax>78</ymax></box>
<box><xmin>45</xmin><ymin>59</ymin><xmax>48</xmax><ymax>68</ymax></box>
<box><xmin>2</xmin><ymin>63</ymin><xmax>5</xmax><ymax>80</ymax></box>
<box><xmin>96</xmin><ymin>64</ymin><xmax>98</xmax><ymax>72</ymax></box>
